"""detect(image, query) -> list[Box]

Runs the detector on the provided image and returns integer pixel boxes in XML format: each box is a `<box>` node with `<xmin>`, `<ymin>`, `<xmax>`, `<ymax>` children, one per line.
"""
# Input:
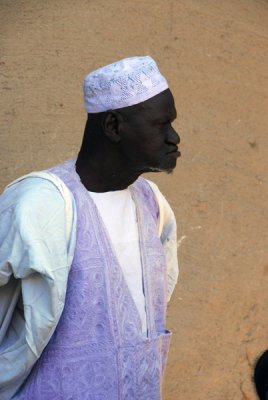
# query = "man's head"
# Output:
<box><xmin>102</xmin><ymin>88</ymin><xmax>180</xmax><ymax>174</ymax></box>
<box><xmin>78</xmin><ymin>56</ymin><xmax>180</xmax><ymax>181</ymax></box>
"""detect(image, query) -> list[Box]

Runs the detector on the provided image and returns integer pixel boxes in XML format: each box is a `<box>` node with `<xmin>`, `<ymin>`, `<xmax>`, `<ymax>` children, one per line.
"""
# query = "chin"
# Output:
<box><xmin>144</xmin><ymin>159</ymin><xmax>177</xmax><ymax>174</ymax></box>
<box><xmin>147</xmin><ymin>166</ymin><xmax>174</xmax><ymax>174</ymax></box>
<box><xmin>147</xmin><ymin>167</ymin><xmax>164</xmax><ymax>173</ymax></box>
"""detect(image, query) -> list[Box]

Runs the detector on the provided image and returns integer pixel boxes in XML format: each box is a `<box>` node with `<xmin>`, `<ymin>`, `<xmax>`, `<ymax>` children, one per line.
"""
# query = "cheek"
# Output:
<box><xmin>149</xmin><ymin>132</ymin><xmax>166</xmax><ymax>151</ymax></box>
<box><xmin>144</xmin><ymin>127</ymin><xmax>165</xmax><ymax>145</ymax></box>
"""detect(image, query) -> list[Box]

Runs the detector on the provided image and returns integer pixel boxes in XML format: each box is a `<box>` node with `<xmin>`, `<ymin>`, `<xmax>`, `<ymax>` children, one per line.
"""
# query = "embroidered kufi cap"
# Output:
<box><xmin>83</xmin><ymin>56</ymin><xmax>168</xmax><ymax>113</ymax></box>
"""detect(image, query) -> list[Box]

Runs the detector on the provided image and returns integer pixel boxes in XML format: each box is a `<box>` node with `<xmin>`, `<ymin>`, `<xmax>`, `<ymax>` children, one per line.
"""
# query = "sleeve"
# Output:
<box><xmin>146</xmin><ymin>180</ymin><xmax>179</xmax><ymax>301</ymax></box>
<box><xmin>0</xmin><ymin>177</ymin><xmax>76</xmax><ymax>397</ymax></box>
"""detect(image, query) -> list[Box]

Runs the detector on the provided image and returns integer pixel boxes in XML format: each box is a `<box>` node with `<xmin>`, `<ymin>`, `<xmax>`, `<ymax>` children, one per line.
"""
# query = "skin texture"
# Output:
<box><xmin>76</xmin><ymin>89</ymin><xmax>180</xmax><ymax>192</ymax></box>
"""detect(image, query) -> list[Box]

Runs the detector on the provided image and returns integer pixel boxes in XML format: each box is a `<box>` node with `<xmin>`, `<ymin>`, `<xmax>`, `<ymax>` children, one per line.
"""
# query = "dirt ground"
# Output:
<box><xmin>1</xmin><ymin>1</ymin><xmax>268</xmax><ymax>399</ymax></box>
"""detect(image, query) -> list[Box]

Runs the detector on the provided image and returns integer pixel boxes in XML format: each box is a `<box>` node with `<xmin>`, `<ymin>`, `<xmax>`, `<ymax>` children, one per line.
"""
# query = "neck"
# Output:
<box><xmin>76</xmin><ymin>151</ymin><xmax>142</xmax><ymax>192</ymax></box>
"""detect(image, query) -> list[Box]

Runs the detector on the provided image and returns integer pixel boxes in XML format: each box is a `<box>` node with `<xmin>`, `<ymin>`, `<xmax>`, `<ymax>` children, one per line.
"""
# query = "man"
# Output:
<box><xmin>254</xmin><ymin>350</ymin><xmax>268</xmax><ymax>400</ymax></box>
<box><xmin>0</xmin><ymin>56</ymin><xmax>180</xmax><ymax>399</ymax></box>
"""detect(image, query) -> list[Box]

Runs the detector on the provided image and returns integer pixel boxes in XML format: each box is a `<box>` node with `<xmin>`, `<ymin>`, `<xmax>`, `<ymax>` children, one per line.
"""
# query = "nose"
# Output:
<box><xmin>166</xmin><ymin>125</ymin><xmax>180</xmax><ymax>145</ymax></box>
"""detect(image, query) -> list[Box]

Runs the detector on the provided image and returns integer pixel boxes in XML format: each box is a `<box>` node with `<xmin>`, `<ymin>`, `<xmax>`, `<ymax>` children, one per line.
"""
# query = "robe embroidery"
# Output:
<box><xmin>16</xmin><ymin>159</ymin><xmax>171</xmax><ymax>400</ymax></box>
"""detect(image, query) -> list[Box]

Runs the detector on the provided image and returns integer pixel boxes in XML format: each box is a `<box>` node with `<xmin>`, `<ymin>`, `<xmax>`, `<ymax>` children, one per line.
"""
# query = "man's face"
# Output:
<box><xmin>118</xmin><ymin>89</ymin><xmax>180</xmax><ymax>173</ymax></box>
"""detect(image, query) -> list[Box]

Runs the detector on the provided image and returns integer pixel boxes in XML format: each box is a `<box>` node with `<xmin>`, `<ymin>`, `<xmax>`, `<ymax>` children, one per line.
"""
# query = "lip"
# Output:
<box><xmin>167</xmin><ymin>147</ymin><xmax>181</xmax><ymax>157</ymax></box>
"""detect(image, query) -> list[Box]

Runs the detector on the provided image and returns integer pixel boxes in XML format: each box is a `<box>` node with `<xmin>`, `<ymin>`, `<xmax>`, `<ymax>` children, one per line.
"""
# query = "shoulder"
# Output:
<box><xmin>0</xmin><ymin>175</ymin><xmax>65</xmax><ymax>219</ymax></box>
<box><xmin>134</xmin><ymin>177</ymin><xmax>162</xmax><ymax>201</ymax></box>
<box><xmin>135</xmin><ymin>177</ymin><xmax>161</xmax><ymax>195</ymax></box>
<box><xmin>134</xmin><ymin>177</ymin><xmax>170</xmax><ymax>211</ymax></box>
<box><xmin>143</xmin><ymin>178</ymin><xmax>162</xmax><ymax>196</ymax></box>
<box><xmin>142</xmin><ymin>179</ymin><xmax>176</xmax><ymax>236</ymax></box>
<box><xmin>141</xmin><ymin>178</ymin><xmax>168</xmax><ymax>207</ymax></box>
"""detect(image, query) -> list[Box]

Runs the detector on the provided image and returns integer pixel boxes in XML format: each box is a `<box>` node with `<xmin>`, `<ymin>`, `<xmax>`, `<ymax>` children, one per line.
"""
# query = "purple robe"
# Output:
<box><xmin>16</xmin><ymin>159</ymin><xmax>171</xmax><ymax>400</ymax></box>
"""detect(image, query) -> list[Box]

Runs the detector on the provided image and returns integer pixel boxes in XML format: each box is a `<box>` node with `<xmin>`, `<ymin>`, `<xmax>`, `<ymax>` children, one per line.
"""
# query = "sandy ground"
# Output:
<box><xmin>1</xmin><ymin>1</ymin><xmax>268</xmax><ymax>399</ymax></box>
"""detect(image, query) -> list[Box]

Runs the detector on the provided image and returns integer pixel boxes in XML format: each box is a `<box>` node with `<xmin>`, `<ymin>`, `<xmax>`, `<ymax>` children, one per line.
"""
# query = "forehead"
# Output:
<box><xmin>140</xmin><ymin>89</ymin><xmax>177</xmax><ymax>120</ymax></box>
<box><xmin>117</xmin><ymin>89</ymin><xmax>177</xmax><ymax>123</ymax></box>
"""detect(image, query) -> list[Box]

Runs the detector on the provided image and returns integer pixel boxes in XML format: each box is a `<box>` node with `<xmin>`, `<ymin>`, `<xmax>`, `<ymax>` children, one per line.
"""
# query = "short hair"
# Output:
<box><xmin>254</xmin><ymin>349</ymin><xmax>268</xmax><ymax>400</ymax></box>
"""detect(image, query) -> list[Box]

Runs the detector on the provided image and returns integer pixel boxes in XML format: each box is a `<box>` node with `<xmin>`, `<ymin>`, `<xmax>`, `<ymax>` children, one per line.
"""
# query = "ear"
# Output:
<box><xmin>102</xmin><ymin>111</ymin><xmax>124</xmax><ymax>143</ymax></box>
